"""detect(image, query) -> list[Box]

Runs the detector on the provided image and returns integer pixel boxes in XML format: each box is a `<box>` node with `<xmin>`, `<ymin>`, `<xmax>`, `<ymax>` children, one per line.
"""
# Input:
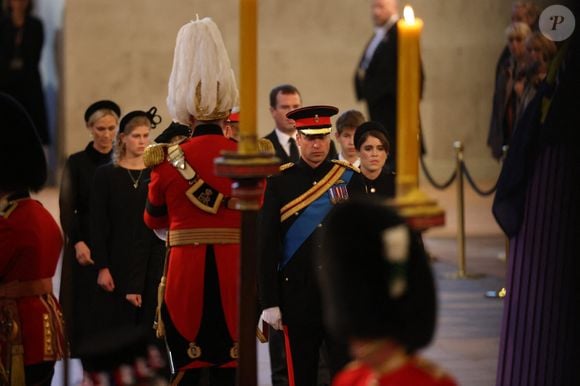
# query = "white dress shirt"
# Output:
<box><xmin>275</xmin><ymin>128</ymin><xmax>298</xmax><ymax>157</ymax></box>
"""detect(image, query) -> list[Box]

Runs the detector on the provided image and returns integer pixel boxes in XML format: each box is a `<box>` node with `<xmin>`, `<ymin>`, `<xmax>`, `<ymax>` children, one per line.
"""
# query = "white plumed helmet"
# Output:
<box><xmin>167</xmin><ymin>17</ymin><xmax>239</xmax><ymax>123</ymax></box>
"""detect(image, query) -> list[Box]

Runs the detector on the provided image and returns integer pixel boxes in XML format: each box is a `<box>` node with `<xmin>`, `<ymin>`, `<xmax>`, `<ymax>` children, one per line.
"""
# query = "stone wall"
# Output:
<box><xmin>60</xmin><ymin>0</ymin><xmax>525</xmax><ymax>181</ymax></box>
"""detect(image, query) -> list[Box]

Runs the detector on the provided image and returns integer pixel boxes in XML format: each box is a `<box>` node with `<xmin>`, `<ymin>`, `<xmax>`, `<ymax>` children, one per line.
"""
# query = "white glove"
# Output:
<box><xmin>153</xmin><ymin>228</ymin><xmax>168</xmax><ymax>241</ymax></box>
<box><xmin>261</xmin><ymin>306</ymin><xmax>283</xmax><ymax>331</ymax></box>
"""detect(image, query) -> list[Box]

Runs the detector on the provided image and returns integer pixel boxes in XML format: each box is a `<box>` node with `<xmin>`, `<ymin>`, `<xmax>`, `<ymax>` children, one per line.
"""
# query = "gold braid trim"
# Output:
<box><xmin>168</xmin><ymin>228</ymin><xmax>240</xmax><ymax>246</ymax></box>
<box><xmin>280</xmin><ymin>163</ymin><xmax>344</xmax><ymax>222</ymax></box>
<box><xmin>279</xmin><ymin>162</ymin><xmax>295</xmax><ymax>172</ymax></box>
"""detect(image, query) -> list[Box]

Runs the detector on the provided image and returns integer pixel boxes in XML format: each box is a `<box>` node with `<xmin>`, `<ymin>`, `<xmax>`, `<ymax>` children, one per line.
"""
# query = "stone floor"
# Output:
<box><xmin>36</xmin><ymin>178</ymin><xmax>506</xmax><ymax>386</ymax></box>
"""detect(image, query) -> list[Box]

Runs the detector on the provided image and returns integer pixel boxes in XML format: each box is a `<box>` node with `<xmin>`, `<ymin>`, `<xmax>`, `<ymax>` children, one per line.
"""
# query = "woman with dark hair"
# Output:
<box><xmin>58</xmin><ymin>100</ymin><xmax>121</xmax><ymax>371</ymax></box>
<box><xmin>86</xmin><ymin>107</ymin><xmax>168</xmax><ymax>383</ymax></box>
<box><xmin>0</xmin><ymin>0</ymin><xmax>49</xmax><ymax>145</ymax></box>
<box><xmin>0</xmin><ymin>92</ymin><xmax>65</xmax><ymax>385</ymax></box>
<box><xmin>354</xmin><ymin>121</ymin><xmax>396</xmax><ymax>198</ymax></box>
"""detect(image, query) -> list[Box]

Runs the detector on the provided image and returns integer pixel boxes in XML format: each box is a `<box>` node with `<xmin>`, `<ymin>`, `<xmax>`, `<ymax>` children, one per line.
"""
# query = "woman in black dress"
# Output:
<box><xmin>354</xmin><ymin>121</ymin><xmax>395</xmax><ymax>198</ymax></box>
<box><xmin>87</xmin><ymin>107</ymin><xmax>167</xmax><ymax>382</ymax></box>
<box><xmin>58</xmin><ymin>100</ymin><xmax>121</xmax><ymax>368</ymax></box>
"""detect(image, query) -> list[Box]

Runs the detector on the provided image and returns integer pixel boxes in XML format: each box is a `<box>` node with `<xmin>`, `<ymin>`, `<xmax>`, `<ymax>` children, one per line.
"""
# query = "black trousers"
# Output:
<box><xmin>284</xmin><ymin>324</ymin><xmax>349</xmax><ymax>386</ymax></box>
<box><xmin>269</xmin><ymin>326</ymin><xmax>336</xmax><ymax>386</ymax></box>
<box><xmin>268</xmin><ymin>326</ymin><xmax>288</xmax><ymax>386</ymax></box>
<box><xmin>25</xmin><ymin>361</ymin><xmax>55</xmax><ymax>386</ymax></box>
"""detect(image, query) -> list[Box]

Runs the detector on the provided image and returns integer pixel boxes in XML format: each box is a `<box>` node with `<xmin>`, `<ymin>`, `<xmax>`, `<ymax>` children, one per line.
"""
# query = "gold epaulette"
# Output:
<box><xmin>0</xmin><ymin>198</ymin><xmax>17</xmax><ymax>219</ymax></box>
<box><xmin>257</xmin><ymin>138</ymin><xmax>275</xmax><ymax>154</ymax></box>
<box><xmin>331</xmin><ymin>159</ymin><xmax>360</xmax><ymax>173</ymax></box>
<box><xmin>143</xmin><ymin>143</ymin><xmax>167</xmax><ymax>167</ymax></box>
<box><xmin>280</xmin><ymin>162</ymin><xmax>295</xmax><ymax>172</ymax></box>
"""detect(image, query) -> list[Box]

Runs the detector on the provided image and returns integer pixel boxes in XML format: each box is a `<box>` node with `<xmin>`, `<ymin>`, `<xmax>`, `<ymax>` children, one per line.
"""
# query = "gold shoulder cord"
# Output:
<box><xmin>331</xmin><ymin>158</ymin><xmax>360</xmax><ymax>173</ymax></box>
<box><xmin>280</xmin><ymin>162</ymin><xmax>295</xmax><ymax>172</ymax></box>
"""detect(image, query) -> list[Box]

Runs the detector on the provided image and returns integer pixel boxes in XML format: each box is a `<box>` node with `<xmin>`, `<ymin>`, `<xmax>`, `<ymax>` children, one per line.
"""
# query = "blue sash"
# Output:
<box><xmin>280</xmin><ymin>169</ymin><xmax>353</xmax><ymax>270</ymax></box>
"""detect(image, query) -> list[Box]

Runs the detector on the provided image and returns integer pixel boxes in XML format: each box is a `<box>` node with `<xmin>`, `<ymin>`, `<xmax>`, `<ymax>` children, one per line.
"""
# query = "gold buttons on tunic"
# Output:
<box><xmin>187</xmin><ymin>342</ymin><xmax>202</xmax><ymax>359</ymax></box>
<box><xmin>230</xmin><ymin>342</ymin><xmax>239</xmax><ymax>359</ymax></box>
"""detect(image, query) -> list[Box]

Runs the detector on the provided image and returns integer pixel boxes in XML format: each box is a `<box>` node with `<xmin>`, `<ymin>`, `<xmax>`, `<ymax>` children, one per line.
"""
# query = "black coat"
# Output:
<box><xmin>90</xmin><ymin>163</ymin><xmax>165</xmax><ymax>334</ymax></box>
<box><xmin>354</xmin><ymin>24</ymin><xmax>425</xmax><ymax>162</ymax></box>
<box><xmin>258</xmin><ymin>159</ymin><xmax>366</xmax><ymax>326</ymax></box>
<box><xmin>58</xmin><ymin>142</ymin><xmax>112</xmax><ymax>355</ymax></box>
<box><xmin>361</xmin><ymin>168</ymin><xmax>396</xmax><ymax>198</ymax></box>
<box><xmin>355</xmin><ymin>24</ymin><xmax>398</xmax><ymax>137</ymax></box>
<box><xmin>0</xmin><ymin>15</ymin><xmax>48</xmax><ymax>144</ymax></box>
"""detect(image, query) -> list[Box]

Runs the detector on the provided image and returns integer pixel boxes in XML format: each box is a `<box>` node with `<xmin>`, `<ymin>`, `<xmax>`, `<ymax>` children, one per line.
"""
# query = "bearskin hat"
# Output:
<box><xmin>318</xmin><ymin>197</ymin><xmax>436</xmax><ymax>353</ymax></box>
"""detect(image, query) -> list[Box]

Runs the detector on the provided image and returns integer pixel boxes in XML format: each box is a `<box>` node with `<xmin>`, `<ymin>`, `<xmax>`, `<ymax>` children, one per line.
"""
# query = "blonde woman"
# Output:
<box><xmin>58</xmin><ymin>100</ymin><xmax>121</xmax><ymax>367</ymax></box>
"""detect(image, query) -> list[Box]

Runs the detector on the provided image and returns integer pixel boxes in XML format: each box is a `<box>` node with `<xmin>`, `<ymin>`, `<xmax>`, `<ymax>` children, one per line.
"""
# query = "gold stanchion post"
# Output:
<box><xmin>456</xmin><ymin>141</ymin><xmax>466</xmax><ymax>277</ymax></box>
<box><xmin>446</xmin><ymin>141</ymin><xmax>483</xmax><ymax>280</ymax></box>
<box><xmin>215</xmin><ymin>1</ymin><xmax>280</xmax><ymax>384</ymax></box>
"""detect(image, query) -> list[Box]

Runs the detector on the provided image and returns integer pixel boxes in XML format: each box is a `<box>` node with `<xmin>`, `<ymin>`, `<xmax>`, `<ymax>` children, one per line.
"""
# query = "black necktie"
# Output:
<box><xmin>288</xmin><ymin>137</ymin><xmax>299</xmax><ymax>162</ymax></box>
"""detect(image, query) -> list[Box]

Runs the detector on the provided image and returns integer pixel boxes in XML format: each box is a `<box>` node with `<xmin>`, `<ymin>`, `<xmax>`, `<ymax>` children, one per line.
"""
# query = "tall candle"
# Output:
<box><xmin>396</xmin><ymin>5</ymin><xmax>423</xmax><ymax>196</ymax></box>
<box><xmin>239</xmin><ymin>0</ymin><xmax>258</xmax><ymax>154</ymax></box>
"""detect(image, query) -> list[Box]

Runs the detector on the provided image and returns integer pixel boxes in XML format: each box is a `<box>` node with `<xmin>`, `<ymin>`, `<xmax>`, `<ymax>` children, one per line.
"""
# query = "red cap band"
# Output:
<box><xmin>227</xmin><ymin>112</ymin><xmax>240</xmax><ymax>122</ymax></box>
<box><xmin>294</xmin><ymin>116</ymin><xmax>332</xmax><ymax>128</ymax></box>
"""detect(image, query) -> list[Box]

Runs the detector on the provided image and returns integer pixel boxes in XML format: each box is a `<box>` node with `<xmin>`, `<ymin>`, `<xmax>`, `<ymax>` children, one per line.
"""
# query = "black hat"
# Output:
<box><xmin>286</xmin><ymin>105</ymin><xmax>338</xmax><ymax>135</ymax></box>
<box><xmin>84</xmin><ymin>100</ymin><xmax>121</xmax><ymax>124</ymax></box>
<box><xmin>354</xmin><ymin>120</ymin><xmax>391</xmax><ymax>150</ymax></box>
<box><xmin>119</xmin><ymin>106</ymin><xmax>162</xmax><ymax>133</ymax></box>
<box><xmin>0</xmin><ymin>92</ymin><xmax>46</xmax><ymax>192</ymax></box>
<box><xmin>154</xmin><ymin>121</ymin><xmax>192</xmax><ymax>143</ymax></box>
<box><xmin>318</xmin><ymin>197</ymin><xmax>436</xmax><ymax>353</ymax></box>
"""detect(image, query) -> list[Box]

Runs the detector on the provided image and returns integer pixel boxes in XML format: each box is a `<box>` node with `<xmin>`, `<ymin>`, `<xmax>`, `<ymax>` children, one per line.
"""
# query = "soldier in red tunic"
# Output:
<box><xmin>0</xmin><ymin>92</ymin><xmax>66</xmax><ymax>385</ymax></box>
<box><xmin>143</xmin><ymin>17</ymin><xmax>241</xmax><ymax>385</ymax></box>
<box><xmin>318</xmin><ymin>198</ymin><xmax>457</xmax><ymax>386</ymax></box>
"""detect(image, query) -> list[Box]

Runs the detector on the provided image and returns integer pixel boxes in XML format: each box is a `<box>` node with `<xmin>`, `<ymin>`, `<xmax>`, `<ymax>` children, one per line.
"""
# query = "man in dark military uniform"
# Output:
<box><xmin>143</xmin><ymin>17</ymin><xmax>241</xmax><ymax>386</ymax></box>
<box><xmin>258</xmin><ymin>105</ymin><xmax>366</xmax><ymax>386</ymax></box>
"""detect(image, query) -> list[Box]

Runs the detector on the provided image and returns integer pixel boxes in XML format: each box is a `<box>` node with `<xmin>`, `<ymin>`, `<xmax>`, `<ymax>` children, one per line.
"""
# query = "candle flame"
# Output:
<box><xmin>403</xmin><ymin>5</ymin><xmax>415</xmax><ymax>24</ymax></box>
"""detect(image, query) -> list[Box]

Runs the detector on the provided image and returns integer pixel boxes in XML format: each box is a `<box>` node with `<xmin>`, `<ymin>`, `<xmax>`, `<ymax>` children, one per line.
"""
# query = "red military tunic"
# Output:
<box><xmin>0</xmin><ymin>194</ymin><xmax>66</xmax><ymax>368</ymax></box>
<box><xmin>332</xmin><ymin>356</ymin><xmax>458</xmax><ymax>386</ymax></box>
<box><xmin>144</xmin><ymin>125</ymin><xmax>240</xmax><ymax>370</ymax></box>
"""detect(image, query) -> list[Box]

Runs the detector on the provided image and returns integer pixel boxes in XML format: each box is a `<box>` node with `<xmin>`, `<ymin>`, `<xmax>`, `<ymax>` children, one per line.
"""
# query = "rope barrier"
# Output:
<box><xmin>420</xmin><ymin>141</ymin><xmax>500</xmax><ymax>197</ymax></box>
<box><xmin>461</xmin><ymin>163</ymin><xmax>497</xmax><ymax>196</ymax></box>
<box><xmin>419</xmin><ymin>154</ymin><xmax>457</xmax><ymax>190</ymax></box>
<box><xmin>419</xmin><ymin>140</ymin><xmax>501</xmax><ymax>279</ymax></box>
